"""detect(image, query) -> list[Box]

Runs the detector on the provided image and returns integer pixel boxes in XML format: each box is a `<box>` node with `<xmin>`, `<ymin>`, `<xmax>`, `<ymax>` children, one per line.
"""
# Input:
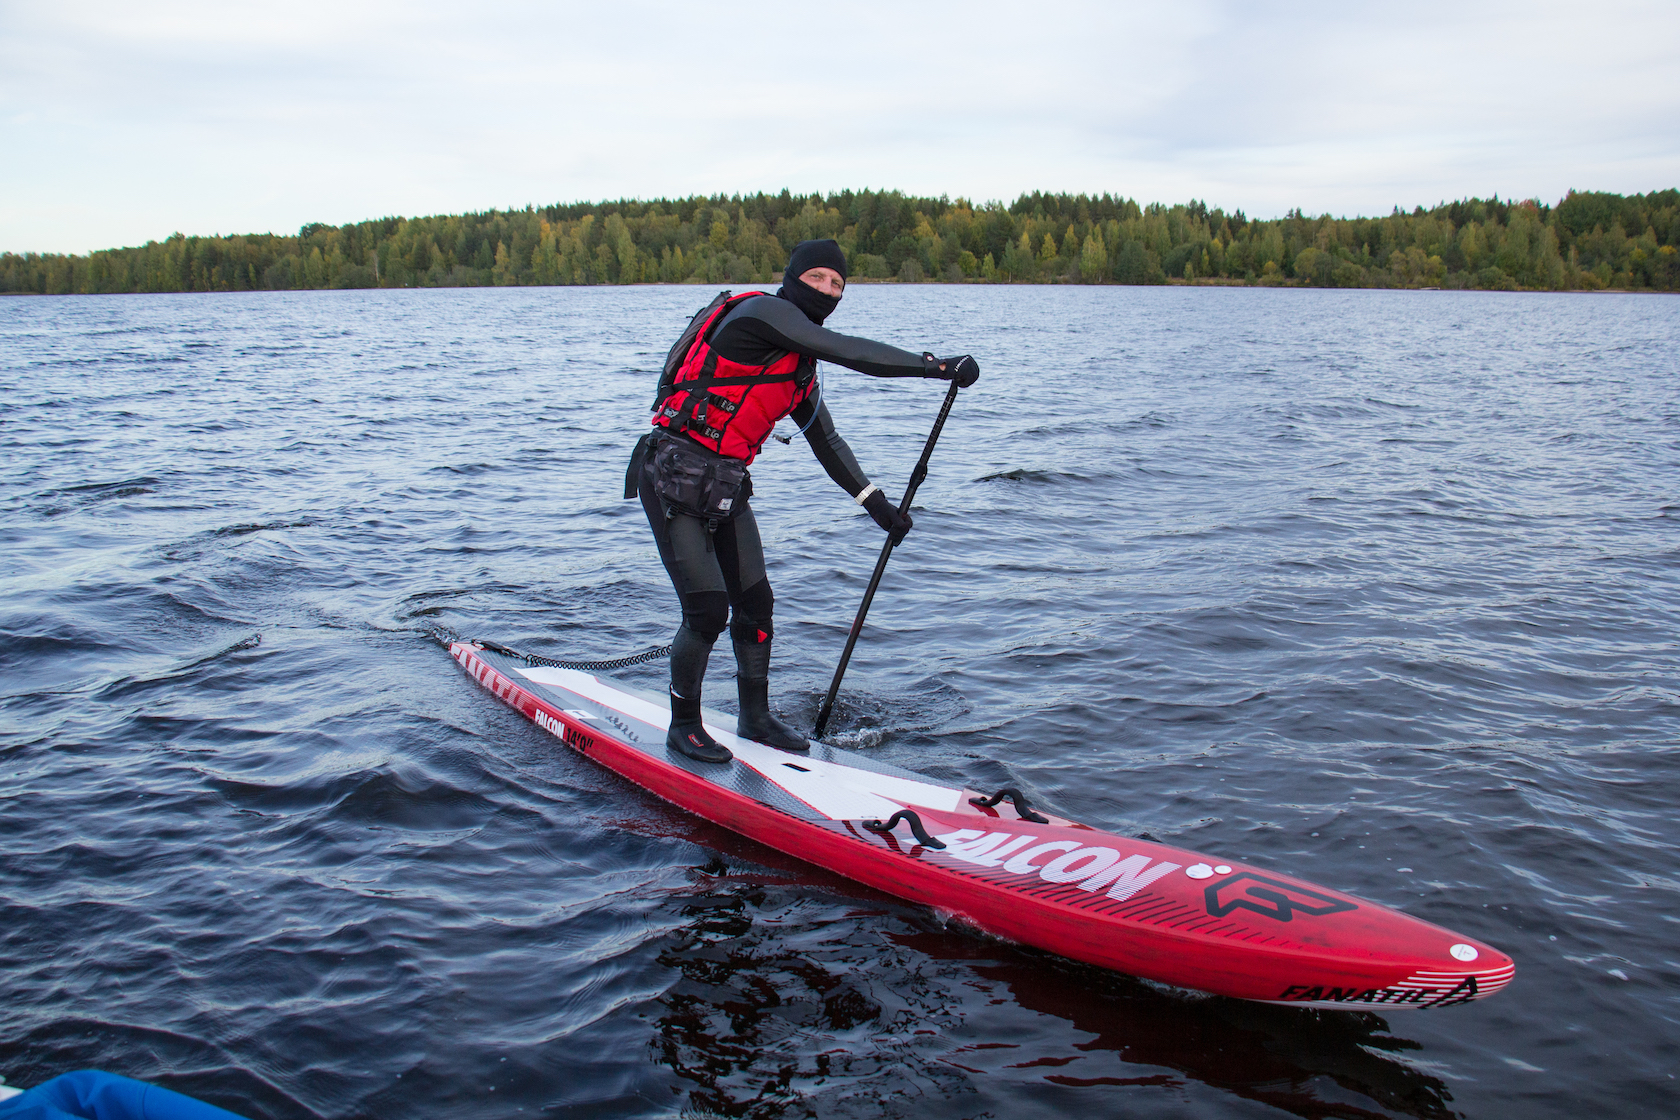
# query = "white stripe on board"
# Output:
<box><xmin>513</xmin><ymin>664</ymin><xmax>962</xmax><ymax>821</ymax></box>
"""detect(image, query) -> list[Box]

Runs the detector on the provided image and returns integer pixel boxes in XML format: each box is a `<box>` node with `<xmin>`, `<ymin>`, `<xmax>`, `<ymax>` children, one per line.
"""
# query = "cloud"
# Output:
<box><xmin>2</xmin><ymin>0</ymin><xmax>1676</xmax><ymax>252</ymax></box>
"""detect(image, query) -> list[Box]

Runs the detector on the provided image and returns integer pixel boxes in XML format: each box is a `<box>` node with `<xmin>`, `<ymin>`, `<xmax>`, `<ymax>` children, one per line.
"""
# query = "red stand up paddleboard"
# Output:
<box><xmin>451</xmin><ymin>639</ymin><xmax>1513</xmax><ymax>1009</ymax></box>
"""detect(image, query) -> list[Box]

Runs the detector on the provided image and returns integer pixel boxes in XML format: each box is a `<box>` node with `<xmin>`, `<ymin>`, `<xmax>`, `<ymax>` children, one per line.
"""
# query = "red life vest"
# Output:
<box><xmin>652</xmin><ymin>293</ymin><xmax>815</xmax><ymax>464</ymax></box>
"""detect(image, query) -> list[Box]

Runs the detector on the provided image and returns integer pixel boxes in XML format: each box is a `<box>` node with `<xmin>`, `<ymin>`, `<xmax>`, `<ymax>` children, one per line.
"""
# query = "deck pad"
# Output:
<box><xmin>513</xmin><ymin>663</ymin><xmax>963</xmax><ymax>821</ymax></box>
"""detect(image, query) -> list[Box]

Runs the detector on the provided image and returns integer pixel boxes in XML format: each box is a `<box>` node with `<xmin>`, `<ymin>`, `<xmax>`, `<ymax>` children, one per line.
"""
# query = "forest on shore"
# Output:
<box><xmin>3</xmin><ymin>189</ymin><xmax>1676</xmax><ymax>295</ymax></box>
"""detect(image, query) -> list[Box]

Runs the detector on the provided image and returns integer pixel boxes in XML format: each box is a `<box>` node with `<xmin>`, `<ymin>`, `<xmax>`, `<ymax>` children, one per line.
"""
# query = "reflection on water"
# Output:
<box><xmin>651</xmin><ymin>841</ymin><xmax>1456</xmax><ymax>1120</ymax></box>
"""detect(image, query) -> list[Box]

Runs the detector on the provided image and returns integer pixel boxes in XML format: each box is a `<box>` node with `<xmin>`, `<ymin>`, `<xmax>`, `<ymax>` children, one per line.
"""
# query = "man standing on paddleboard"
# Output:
<box><xmin>627</xmin><ymin>239</ymin><xmax>978</xmax><ymax>764</ymax></box>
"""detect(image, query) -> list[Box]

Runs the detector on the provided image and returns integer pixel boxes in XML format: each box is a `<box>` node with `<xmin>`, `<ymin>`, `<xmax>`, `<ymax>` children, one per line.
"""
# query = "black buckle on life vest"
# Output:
<box><xmin>681</xmin><ymin>415</ymin><xmax>723</xmax><ymax>442</ymax></box>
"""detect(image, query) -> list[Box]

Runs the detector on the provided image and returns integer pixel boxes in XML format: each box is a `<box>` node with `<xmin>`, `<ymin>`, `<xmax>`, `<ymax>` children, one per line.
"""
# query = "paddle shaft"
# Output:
<box><xmin>813</xmin><ymin>378</ymin><xmax>962</xmax><ymax>737</ymax></box>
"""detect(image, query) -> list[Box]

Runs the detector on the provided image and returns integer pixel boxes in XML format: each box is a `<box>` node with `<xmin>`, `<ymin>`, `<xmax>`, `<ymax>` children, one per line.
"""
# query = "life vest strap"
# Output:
<box><xmin>660</xmin><ymin>403</ymin><xmax>723</xmax><ymax>443</ymax></box>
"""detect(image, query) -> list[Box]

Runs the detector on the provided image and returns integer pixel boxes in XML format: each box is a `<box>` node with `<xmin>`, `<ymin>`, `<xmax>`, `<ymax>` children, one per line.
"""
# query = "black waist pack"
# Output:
<box><xmin>632</xmin><ymin>432</ymin><xmax>751</xmax><ymax>521</ymax></box>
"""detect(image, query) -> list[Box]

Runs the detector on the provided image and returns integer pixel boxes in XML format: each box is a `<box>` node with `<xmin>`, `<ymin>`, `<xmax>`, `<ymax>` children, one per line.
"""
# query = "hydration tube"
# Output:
<box><xmin>771</xmin><ymin>369</ymin><xmax>824</xmax><ymax>444</ymax></box>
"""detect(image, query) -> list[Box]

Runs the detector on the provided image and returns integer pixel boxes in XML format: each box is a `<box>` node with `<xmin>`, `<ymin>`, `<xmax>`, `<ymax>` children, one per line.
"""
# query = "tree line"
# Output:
<box><xmin>3</xmin><ymin>189</ymin><xmax>1676</xmax><ymax>296</ymax></box>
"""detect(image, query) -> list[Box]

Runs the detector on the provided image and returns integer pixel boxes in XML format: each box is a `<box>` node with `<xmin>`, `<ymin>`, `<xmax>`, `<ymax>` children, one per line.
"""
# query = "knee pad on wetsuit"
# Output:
<box><xmin>681</xmin><ymin>590</ymin><xmax>730</xmax><ymax>643</ymax></box>
<box><xmin>730</xmin><ymin>616</ymin><xmax>772</xmax><ymax>645</ymax></box>
<box><xmin>730</xmin><ymin>580</ymin><xmax>775</xmax><ymax>644</ymax></box>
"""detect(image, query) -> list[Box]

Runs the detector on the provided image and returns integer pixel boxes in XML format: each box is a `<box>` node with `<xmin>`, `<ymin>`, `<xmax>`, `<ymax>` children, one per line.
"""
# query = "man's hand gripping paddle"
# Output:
<box><xmin>813</xmin><ymin>377</ymin><xmax>963</xmax><ymax>738</ymax></box>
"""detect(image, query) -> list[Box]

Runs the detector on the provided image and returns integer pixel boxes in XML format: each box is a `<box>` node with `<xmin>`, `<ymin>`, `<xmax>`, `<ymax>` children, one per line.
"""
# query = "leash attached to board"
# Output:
<box><xmin>813</xmin><ymin>378</ymin><xmax>962</xmax><ymax>738</ymax></box>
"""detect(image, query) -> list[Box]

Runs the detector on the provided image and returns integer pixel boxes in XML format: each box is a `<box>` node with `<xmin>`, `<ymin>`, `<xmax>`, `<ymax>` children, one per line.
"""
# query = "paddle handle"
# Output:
<box><xmin>813</xmin><ymin>378</ymin><xmax>961</xmax><ymax>738</ymax></box>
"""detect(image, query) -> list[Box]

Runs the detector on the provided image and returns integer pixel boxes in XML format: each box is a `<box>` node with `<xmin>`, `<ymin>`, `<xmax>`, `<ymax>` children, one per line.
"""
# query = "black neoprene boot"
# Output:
<box><xmin>734</xmin><ymin>633</ymin><xmax>809</xmax><ymax>752</ymax></box>
<box><xmin>667</xmin><ymin>625</ymin><xmax>731</xmax><ymax>764</ymax></box>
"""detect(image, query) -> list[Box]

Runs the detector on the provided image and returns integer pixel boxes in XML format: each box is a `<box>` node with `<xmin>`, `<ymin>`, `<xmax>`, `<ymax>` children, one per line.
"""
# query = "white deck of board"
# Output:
<box><xmin>514</xmin><ymin>665</ymin><xmax>962</xmax><ymax>821</ymax></box>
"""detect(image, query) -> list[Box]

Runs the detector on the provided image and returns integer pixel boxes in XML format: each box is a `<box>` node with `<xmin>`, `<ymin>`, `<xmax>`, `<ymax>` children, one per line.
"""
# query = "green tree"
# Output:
<box><xmin>1079</xmin><ymin>228</ymin><xmax>1107</xmax><ymax>282</ymax></box>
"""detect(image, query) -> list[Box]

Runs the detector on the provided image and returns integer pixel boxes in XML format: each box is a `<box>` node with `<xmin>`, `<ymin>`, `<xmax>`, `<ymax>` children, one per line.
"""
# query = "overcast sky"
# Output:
<box><xmin>3</xmin><ymin>0</ymin><xmax>1677</xmax><ymax>254</ymax></box>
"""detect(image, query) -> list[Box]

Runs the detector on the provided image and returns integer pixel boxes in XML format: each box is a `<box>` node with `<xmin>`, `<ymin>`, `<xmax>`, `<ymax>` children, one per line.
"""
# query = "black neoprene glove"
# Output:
<box><xmin>921</xmin><ymin>352</ymin><xmax>980</xmax><ymax>387</ymax></box>
<box><xmin>861</xmin><ymin>489</ymin><xmax>913</xmax><ymax>544</ymax></box>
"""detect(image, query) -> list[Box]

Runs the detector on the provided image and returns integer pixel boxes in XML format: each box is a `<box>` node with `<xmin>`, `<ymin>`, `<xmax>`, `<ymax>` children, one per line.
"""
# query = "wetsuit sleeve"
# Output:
<box><xmin>790</xmin><ymin>397</ymin><xmax>871</xmax><ymax>497</ymax></box>
<box><xmin>723</xmin><ymin>295</ymin><xmax>929</xmax><ymax>378</ymax></box>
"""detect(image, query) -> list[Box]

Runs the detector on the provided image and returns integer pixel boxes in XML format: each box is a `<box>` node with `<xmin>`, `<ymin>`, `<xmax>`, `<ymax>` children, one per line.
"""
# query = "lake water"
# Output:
<box><xmin>2</xmin><ymin>284</ymin><xmax>1676</xmax><ymax>1119</ymax></box>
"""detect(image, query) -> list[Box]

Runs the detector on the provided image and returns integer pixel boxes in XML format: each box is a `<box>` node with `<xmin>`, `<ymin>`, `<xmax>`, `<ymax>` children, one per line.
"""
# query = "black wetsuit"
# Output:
<box><xmin>638</xmin><ymin>291</ymin><xmax>929</xmax><ymax>646</ymax></box>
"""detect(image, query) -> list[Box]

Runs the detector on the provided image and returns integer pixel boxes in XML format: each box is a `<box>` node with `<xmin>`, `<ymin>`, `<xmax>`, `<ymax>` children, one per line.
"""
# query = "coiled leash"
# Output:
<box><xmin>473</xmin><ymin>638</ymin><xmax>670</xmax><ymax>672</ymax></box>
<box><xmin>433</xmin><ymin>626</ymin><xmax>671</xmax><ymax>672</ymax></box>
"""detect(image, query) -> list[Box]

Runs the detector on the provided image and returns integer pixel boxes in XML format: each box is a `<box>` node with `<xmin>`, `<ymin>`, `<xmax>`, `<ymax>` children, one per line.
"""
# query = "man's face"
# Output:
<box><xmin>798</xmin><ymin>266</ymin><xmax>845</xmax><ymax>298</ymax></box>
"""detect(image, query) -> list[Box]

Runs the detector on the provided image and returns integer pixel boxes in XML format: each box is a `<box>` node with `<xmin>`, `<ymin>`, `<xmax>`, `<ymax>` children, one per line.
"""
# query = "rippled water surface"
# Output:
<box><xmin>3</xmin><ymin>285</ymin><xmax>1677</xmax><ymax>1119</ymax></box>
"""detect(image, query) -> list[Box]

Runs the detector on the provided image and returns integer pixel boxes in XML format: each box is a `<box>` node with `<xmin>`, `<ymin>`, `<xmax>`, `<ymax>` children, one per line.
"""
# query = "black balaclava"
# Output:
<box><xmin>778</xmin><ymin>239</ymin><xmax>848</xmax><ymax>325</ymax></box>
